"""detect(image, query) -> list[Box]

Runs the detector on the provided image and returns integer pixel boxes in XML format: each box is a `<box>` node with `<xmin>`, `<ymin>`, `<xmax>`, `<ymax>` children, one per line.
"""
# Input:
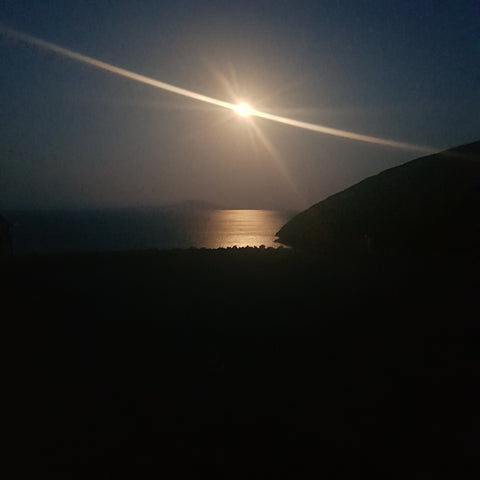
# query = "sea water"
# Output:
<box><xmin>8</xmin><ymin>209</ymin><xmax>294</xmax><ymax>254</ymax></box>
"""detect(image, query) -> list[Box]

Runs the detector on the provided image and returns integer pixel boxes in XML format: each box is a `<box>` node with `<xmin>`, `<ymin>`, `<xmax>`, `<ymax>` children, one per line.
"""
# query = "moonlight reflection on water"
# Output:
<box><xmin>201</xmin><ymin>209</ymin><xmax>291</xmax><ymax>249</ymax></box>
<box><xmin>10</xmin><ymin>209</ymin><xmax>294</xmax><ymax>253</ymax></box>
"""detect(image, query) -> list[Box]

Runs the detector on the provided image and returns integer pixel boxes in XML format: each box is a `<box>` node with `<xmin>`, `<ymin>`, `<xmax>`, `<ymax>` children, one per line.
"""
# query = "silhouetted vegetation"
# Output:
<box><xmin>0</xmin><ymin>214</ymin><xmax>13</xmax><ymax>258</ymax></box>
<box><xmin>3</xmin><ymin>245</ymin><xmax>478</xmax><ymax>477</ymax></box>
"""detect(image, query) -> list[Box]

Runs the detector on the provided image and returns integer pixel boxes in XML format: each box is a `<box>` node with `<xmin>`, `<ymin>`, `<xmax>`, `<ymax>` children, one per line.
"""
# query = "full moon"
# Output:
<box><xmin>234</xmin><ymin>102</ymin><xmax>254</xmax><ymax>117</ymax></box>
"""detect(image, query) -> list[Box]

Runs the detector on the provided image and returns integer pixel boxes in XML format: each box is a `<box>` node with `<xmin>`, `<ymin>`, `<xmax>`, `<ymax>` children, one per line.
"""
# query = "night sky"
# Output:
<box><xmin>1</xmin><ymin>1</ymin><xmax>478</xmax><ymax>211</ymax></box>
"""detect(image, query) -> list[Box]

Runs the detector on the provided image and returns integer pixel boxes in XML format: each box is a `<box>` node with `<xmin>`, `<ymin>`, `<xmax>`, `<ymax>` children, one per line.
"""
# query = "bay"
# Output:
<box><xmin>8</xmin><ymin>209</ymin><xmax>294</xmax><ymax>254</ymax></box>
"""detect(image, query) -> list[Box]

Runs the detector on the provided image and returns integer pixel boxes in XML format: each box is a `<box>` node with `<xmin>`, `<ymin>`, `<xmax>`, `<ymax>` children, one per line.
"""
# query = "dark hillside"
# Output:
<box><xmin>276</xmin><ymin>141</ymin><xmax>480</xmax><ymax>252</ymax></box>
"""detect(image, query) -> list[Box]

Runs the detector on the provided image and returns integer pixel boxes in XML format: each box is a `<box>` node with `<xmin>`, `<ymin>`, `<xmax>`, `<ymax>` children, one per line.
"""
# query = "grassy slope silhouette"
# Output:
<box><xmin>277</xmin><ymin>141</ymin><xmax>480</xmax><ymax>252</ymax></box>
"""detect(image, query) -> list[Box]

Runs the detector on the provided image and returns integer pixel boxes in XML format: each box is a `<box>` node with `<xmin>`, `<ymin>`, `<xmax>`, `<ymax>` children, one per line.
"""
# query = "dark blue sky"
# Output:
<box><xmin>1</xmin><ymin>0</ymin><xmax>478</xmax><ymax>210</ymax></box>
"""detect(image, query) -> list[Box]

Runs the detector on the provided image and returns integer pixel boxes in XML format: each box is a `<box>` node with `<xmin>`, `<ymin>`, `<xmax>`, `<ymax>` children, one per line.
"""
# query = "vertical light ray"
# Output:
<box><xmin>247</xmin><ymin>120</ymin><xmax>307</xmax><ymax>207</ymax></box>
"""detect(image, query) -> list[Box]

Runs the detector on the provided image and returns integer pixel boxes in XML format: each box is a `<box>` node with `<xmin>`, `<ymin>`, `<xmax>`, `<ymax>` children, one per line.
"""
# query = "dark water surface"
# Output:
<box><xmin>8</xmin><ymin>209</ymin><xmax>294</xmax><ymax>254</ymax></box>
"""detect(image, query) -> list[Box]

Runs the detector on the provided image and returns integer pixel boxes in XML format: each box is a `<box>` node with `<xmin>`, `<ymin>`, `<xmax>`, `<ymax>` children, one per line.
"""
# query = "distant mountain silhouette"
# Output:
<box><xmin>276</xmin><ymin>141</ymin><xmax>480</xmax><ymax>252</ymax></box>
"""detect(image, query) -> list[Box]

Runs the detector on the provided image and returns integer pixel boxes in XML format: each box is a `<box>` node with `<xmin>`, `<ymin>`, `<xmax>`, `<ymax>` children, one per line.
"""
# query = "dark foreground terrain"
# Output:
<box><xmin>3</xmin><ymin>247</ymin><xmax>479</xmax><ymax>478</ymax></box>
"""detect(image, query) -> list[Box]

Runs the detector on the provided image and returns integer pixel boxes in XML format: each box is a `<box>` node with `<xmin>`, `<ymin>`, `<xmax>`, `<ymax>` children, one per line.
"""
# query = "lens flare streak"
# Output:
<box><xmin>252</xmin><ymin>110</ymin><xmax>433</xmax><ymax>152</ymax></box>
<box><xmin>1</xmin><ymin>25</ymin><xmax>434</xmax><ymax>154</ymax></box>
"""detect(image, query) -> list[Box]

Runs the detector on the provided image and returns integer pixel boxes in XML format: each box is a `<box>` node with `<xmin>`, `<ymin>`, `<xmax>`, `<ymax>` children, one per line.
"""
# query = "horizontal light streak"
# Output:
<box><xmin>1</xmin><ymin>25</ymin><xmax>234</xmax><ymax>110</ymax></box>
<box><xmin>252</xmin><ymin>110</ymin><xmax>434</xmax><ymax>153</ymax></box>
<box><xmin>1</xmin><ymin>25</ymin><xmax>434</xmax><ymax>153</ymax></box>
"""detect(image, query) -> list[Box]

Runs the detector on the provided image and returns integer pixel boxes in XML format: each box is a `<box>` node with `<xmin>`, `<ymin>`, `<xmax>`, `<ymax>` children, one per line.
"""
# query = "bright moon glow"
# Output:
<box><xmin>234</xmin><ymin>103</ymin><xmax>254</xmax><ymax>117</ymax></box>
<box><xmin>1</xmin><ymin>25</ymin><xmax>435</xmax><ymax>154</ymax></box>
